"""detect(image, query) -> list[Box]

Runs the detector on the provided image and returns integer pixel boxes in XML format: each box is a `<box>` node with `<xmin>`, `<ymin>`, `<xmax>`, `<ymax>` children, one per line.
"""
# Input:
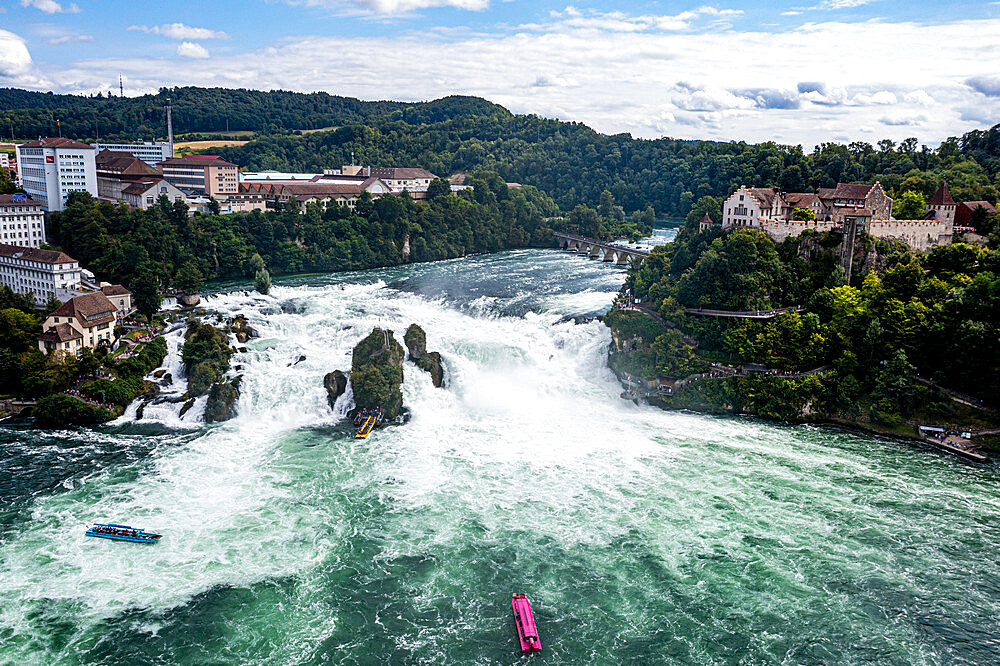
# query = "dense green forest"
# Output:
<box><xmin>4</xmin><ymin>86</ymin><xmax>999</xmax><ymax>219</ymax></box>
<box><xmin>0</xmin><ymin>86</ymin><xmax>410</xmax><ymax>140</ymax></box>
<box><xmin>608</xmin><ymin>220</ymin><xmax>1000</xmax><ymax>430</ymax></box>
<box><xmin>45</xmin><ymin>170</ymin><xmax>561</xmax><ymax>290</ymax></box>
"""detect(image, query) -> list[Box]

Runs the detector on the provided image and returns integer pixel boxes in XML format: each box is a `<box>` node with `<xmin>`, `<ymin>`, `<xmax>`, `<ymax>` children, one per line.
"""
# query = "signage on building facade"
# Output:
<box><xmin>12</xmin><ymin>193</ymin><xmax>26</xmax><ymax>203</ymax></box>
<box><xmin>46</xmin><ymin>156</ymin><xmax>54</xmax><ymax>163</ymax></box>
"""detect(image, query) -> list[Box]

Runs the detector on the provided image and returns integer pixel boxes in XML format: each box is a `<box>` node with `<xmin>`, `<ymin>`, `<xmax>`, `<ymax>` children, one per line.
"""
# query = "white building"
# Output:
<box><xmin>0</xmin><ymin>152</ymin><xmax>14</xmax><ymax>178</ymax></box>
<box><xmin>92</xmin><ymin>141</ymin><xmax>173</xmax><ymax>166</ymax></box>
<box><xmin>121</xmin><ymin>179</ymin><xmax>187</xmax><ymax>210</ymax></box>
<box><xmin>0</xmin><ymin>193</ymin><xmax>46</xmax><ymax>248</ymax></box>
<box><xmin>37</xmin><ymin>291</ymin><xmax>117</xmax><ymax>355</ymax></box>
<box><xmin>16</xmin><ymin>138</ymin><xmax>97</xmax><ymax>212</ymax></box>
<box><xmin>0</xmin><ymin>243</ymin><xmax>82</xmax><ymax>305</ymax></box>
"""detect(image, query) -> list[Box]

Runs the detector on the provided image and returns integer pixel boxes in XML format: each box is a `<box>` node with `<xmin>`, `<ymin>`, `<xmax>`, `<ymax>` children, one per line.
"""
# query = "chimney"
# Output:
<box><xmin>165</xmin><ymin>98</ymin><xmax>174</xmax><ymax>158</ymax></box>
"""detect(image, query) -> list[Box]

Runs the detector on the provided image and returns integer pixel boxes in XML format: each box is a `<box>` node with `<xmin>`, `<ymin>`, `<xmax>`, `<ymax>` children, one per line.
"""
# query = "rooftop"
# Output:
<box><xmin>20</xmin><ymin>137</ymin><xmax>94</xmax><ymax>150</ymax></box>
<box><xmin>0</xmin><ymin>243</ymin><xmax>76</xmax><ymax>264</ymax></box>
<box><xmin>369</xmin><ymin>166</ymin><xmax>437</xmax><ymax>180</ymax></box>
<box><xmin>49</xmin><ymin>292</ymin><xmax>116</xmax><ymax>324</ymax></box>
<box><xmin>38</xmin><ymin>322</ymin><xmax>82</xmax><ymax>343</ymax></box>
<box><xmin>160</xmin><ymin>156</ymin><xmax>237</xmax><ymax>168</ymax></box>
<box><xmin>928</xmin><ymin>181</ymin><xmax>956</xmax><ymax>206</ymax></box>
<box><xmin>96</xmin><ymin>150</ymin><xmax>159</xmax><ymax>176</ymax></box>
<box><xmin>828</xmin><ymin>182</ymin><xmax>877</xmax><ymax>200</ymax></box>
<box><xmin>0</xmin><ymin>194</ymin><xmax>42</xmax><ymax>206</ymax></box>
<box><xmin>101</xmin><ymin>284</ymin><xmax>131</xmax><ymax>296</ymax></box>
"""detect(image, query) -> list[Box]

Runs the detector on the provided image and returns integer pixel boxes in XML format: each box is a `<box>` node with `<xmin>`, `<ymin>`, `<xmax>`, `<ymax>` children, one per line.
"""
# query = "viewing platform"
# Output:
<box><xmin>553</xmin><ymin>232</ymin><xmax>649</xmax><ymax>265</ymax></box>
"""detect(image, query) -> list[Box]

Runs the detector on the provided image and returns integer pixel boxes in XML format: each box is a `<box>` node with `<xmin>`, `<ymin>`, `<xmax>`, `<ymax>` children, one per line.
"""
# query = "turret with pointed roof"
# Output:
<box><xmin>925</xmin><ymin>180</ymin><xmax>956</xmax><ymax>225</ymax></box>
<box><xmin>928</xmin><ymin>180</ymin><xmax>955</xmax><ymax>206</ymax></box>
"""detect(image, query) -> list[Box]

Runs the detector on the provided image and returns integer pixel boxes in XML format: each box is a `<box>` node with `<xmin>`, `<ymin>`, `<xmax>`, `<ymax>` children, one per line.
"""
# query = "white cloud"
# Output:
<box><xmin>879</xmin><ymin>114</ymin><xmax>928</xmax><ymax>127</ymax></box>
<box><xmin>128</xmin><ymin>23</ymin><xmax>230</xmax><ymax>40</ymax></box>
<box><xmin>22</xmin><ymin>10</ymin><xmax>1000</xmax><ymax>147</ymax></box>
<box><xmin>0</xmin><ymin>28</ymin><xmax>49</xmax><ymax>87</ymax></box>
<box><xmin>176</xmin><ymin>42</ymin><xmax>210</xmax><ymax>59</ymax></box>
<box><xmin>48</xmin><ymin>33</ymin><xmax>93</xmax><ymax>45</ymax></box>
<box><xmin>543</xmin><ymin>6</ymin><xmax>743</xmax><ymax>32</ymax></box>
<box><xmin>821</xmin><ymin>0</ymin><xmax>873</xmax><ymax>7</ymax></box>
<box><xmin>285</xmin><ymin>0</ymin><xmax>490</xmax><ymax>15</ymax></box>
<box><xmin>19</xmin><ymin>0</ymin><xmax>80</xmax><ymax>14</ymax></box>
<box><xmin>852</xmin><ymin>90</ymin><xmax>896</xmax><ymax>105</ymax></box>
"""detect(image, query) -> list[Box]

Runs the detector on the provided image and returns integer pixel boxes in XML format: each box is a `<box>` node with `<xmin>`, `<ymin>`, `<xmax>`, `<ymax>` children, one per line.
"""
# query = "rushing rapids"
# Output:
<box><xmin>1</xmin><ymin>242</ymin><xmax>1000</xmax><ymax>665</ymax></box>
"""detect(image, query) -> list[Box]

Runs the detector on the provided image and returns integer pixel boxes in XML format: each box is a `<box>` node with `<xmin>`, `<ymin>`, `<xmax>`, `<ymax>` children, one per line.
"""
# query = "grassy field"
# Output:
<box><xmin>301</xmin><ymin>126</ymin><xmax>339</xmax><ymax>135</ymax></box>
<box><xmin>174</xmin><ymin>139</ymin><xmax>251</xmax><ymax>151</ymax></box>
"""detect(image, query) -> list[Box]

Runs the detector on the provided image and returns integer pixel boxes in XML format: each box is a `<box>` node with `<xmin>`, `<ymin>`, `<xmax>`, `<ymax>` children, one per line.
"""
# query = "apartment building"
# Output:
<box><xmin>159</xmin><ymin>155</ymin><xmax>239</xmax><ymax>197</ymax></box>
<box><xmin>92</xmin><ymin>141</ymin><xmax>172</xmax><ymax>166</ymax></box>
<box><xmin>0</xmin><ymin>193</ymin><xmax>46</xmax><ymax>248</ymax></box>
<box><xmin>0</xmin><ymin>243</ymin><xmax>82</xmax><ymax>305</ymax></box>
<box><xmin>15</xmin><ymin>138</ymin><xmax>97</xmax><ymax>212</ymax></box>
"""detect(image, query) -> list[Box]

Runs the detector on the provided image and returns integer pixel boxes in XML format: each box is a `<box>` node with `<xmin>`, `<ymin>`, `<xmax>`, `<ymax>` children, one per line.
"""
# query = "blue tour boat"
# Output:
<box><xmin>86</xmin><ymin>523</ymin><xmax>162</xmax><ymax>543</ymax></box>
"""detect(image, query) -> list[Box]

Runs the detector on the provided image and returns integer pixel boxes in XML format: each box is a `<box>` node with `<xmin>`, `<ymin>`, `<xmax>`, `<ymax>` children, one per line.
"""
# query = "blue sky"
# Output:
<box><xmin>3</xmin><ymin>0</ymin><xmax>1000</xmax><ymax>146</ymax></box>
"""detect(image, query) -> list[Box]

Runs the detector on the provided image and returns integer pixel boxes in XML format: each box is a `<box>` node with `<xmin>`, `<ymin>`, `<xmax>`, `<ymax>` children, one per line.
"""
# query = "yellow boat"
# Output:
<box><xmin>355</xmin><ymin>414</ymin><xmax>376</xmax><ymax>439</ymax></box>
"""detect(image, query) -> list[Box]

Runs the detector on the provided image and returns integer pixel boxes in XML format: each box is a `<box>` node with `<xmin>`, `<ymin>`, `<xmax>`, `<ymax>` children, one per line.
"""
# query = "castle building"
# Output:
<box><xmin>924</xmin><ymin>181</ymin><xmax>956</xmax><ymax>225</ymax></box>
<box><xmin>720</xmin><ymin>181</ymin><xmax>956</xmax><ymax>252</ymax></box>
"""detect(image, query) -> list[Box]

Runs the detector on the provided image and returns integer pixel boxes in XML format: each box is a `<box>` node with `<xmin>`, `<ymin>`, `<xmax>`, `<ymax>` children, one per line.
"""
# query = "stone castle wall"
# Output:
<box><xmin>867</xmin><ymin>219</ymin><xmax>952</xmax><ymax>252</ymax></box>
<box><xmin>755</xmin><ymin>218</ymin><xmax>840</xmax><ymax>241</ymax></box>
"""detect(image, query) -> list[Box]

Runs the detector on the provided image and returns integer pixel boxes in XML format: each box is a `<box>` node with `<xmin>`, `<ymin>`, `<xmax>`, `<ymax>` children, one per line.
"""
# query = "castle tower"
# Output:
<box><xmin>926</xmin><ymin>181</ymin><xmax>956</xmax><ymax>226</ymax></box>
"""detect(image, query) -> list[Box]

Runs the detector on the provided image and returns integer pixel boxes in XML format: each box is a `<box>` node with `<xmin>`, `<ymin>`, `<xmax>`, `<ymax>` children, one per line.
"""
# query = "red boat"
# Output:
<box><xmin>511</xmin><ymin>593</ymin><xmax>541</xmax><ymax>653</ymax></box>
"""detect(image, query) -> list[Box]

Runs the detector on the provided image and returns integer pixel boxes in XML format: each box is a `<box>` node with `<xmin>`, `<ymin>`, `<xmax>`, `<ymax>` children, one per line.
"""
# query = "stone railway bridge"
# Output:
<box><xmin>554</xmin><ymin>232</ymin><xmax>650</xmax><ymax>265</ymax></box>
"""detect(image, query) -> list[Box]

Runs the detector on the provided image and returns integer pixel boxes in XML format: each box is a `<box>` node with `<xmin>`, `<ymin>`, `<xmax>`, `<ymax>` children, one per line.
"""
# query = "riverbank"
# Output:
<box><xmin>605</xmin><ymin>307</ymin><xmax>1000</xmax><ymax>456</ymax></box>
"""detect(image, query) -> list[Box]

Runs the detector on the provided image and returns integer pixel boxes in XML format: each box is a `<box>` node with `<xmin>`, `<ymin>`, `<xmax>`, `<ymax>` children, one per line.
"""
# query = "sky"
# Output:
<box><xmin>2</xmin><ymin>0</ymin><xmax>1000</xmax><ymax>147</ymax></box>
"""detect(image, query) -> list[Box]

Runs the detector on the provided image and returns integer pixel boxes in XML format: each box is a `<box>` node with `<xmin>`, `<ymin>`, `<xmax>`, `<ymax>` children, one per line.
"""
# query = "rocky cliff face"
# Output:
<box><xmin>349</xmin><ymin>328</ymin><xmax>406</xmax><ymax>419</ymax></box>
<box><xmin>182</xmin><ymin>319</ymin><xmax>239</xmax><ymax>422</ymax></box>
<box><xmin>404</xmin><ymin>323</ymin><xmax>445</xmax><ymax>388</ymax></box>
<box><xmin>324</xmin><ymin>370</ymin><xmax>348</xmax><ymax>409</ymax></box>
<box><xmin>204</xmin><ymin>377</ymin><xmax>240</xmax><ymax>422</ymax></box>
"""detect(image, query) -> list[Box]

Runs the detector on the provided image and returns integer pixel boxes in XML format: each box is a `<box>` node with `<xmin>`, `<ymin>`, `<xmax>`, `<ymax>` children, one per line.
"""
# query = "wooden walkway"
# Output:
<box><xmin>685</xmin><ymin>306</ymin><xmax>804</xmax><ymax>319</ymax></box>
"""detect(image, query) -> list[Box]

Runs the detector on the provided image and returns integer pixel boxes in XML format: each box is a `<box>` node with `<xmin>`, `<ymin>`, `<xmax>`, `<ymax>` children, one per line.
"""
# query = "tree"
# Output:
<box><xmin>427</xmin><ymin>177</ymin><xmax>451</xmax><ymax>200</ymax></box>
<box><xmin>0</xmin><ymin>161</ymin><xmax>19</xmax><ymax>195</ymax></box>
<box><xmin>0</xmin><ymin>308</ymin><xmax>40</xmax><ymax>352</ymax></box>
<box><xmin>791</xmin><ymin>207</ymin><xmax>816</xmax><ymax>221</ymax></box>
<box><xmin>255</xmin><ymin>268</ymin><xmax>271</xmax><ymax>295</ymax></box>
<box><xmin>208</xmin><ymin>197</ymin><xmax>221</xmax><ymax>215</ymax></box>
<box><xmin>174</xmin><ymin>261</ymin><xmax>204</xmax><ymax>293</ymax></box>
<box><xmin>598</xmin><ymin>190</ymin><xmax>616</xmax><ymax>219</ymax></box>
<box><xmin>685</xmin><ymin>196</ymin><xmax>721</xmax><ymax>233</ymax></box>
<box><xmin>894</xmin><ymin>190</ymin><xmax>926</xmax><ymax>219</ymax></box>
<box><xmin>131</xmin><ymin>269</ymin><xmax>162</xmax><ymax>322</ymax></box>
<box><xmin>568</xmin><ymin>204</ymin><xmax>601</xmax><ymax>237</ymax></box>
<box><xmin>248</xmin><ymin>252</ymin><xmax>266</xmax><ymax>274</ymax></box>
<box><xmin>42</xmin><ymin>296</ymin><xmax>63</xmax><ymax>316</ymax></box>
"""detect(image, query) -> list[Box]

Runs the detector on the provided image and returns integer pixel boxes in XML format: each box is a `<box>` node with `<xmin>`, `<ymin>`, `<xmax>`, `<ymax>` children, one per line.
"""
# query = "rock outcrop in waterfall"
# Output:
<box><xmin>403</xmin><ymin>323</ymin><xmax>445</xmax><ymax>388</ymax></box>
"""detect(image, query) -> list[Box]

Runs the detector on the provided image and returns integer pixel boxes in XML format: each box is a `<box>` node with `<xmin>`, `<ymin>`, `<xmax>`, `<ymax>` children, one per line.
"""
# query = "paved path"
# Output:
<box><xmin>914</xmin><ymin>376</ymin><xmax>998</xmax><ymax>414</ymax></box>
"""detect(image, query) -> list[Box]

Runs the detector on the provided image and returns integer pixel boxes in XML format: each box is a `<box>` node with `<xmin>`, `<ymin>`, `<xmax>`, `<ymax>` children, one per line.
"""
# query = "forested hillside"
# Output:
<box><xmin>4</xmin><ymin>86</ymin><xmax>999</xmax><ymax>218</ymax></box>
<box><xmin>607</xmin><ymin>222</ymin><xmax>1000</xmax><ymax>432</ymax></box>
<box><xmin>0</xmin><ymin>86</ymin><xmax>409</xmax><ymax>139</ymax></box>
<box><xmin>218</xmin><ymin>118</ymin><xmax>1000</xmax><ymax>218</ymax></box>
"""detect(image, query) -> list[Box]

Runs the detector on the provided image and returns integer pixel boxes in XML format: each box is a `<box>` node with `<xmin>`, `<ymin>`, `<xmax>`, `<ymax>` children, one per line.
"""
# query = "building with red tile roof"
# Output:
<box><xmin>38</xmin><ymin>291</ymin><xmax>117</xmax><ymax>354</ymax></box>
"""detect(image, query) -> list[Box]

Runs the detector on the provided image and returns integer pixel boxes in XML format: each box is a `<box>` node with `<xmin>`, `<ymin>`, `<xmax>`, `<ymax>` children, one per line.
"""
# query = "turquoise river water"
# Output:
<box><xmin>1</xmin><ymin>239</ymin><xmax>999</xmax><ymax>665</ymax></box>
